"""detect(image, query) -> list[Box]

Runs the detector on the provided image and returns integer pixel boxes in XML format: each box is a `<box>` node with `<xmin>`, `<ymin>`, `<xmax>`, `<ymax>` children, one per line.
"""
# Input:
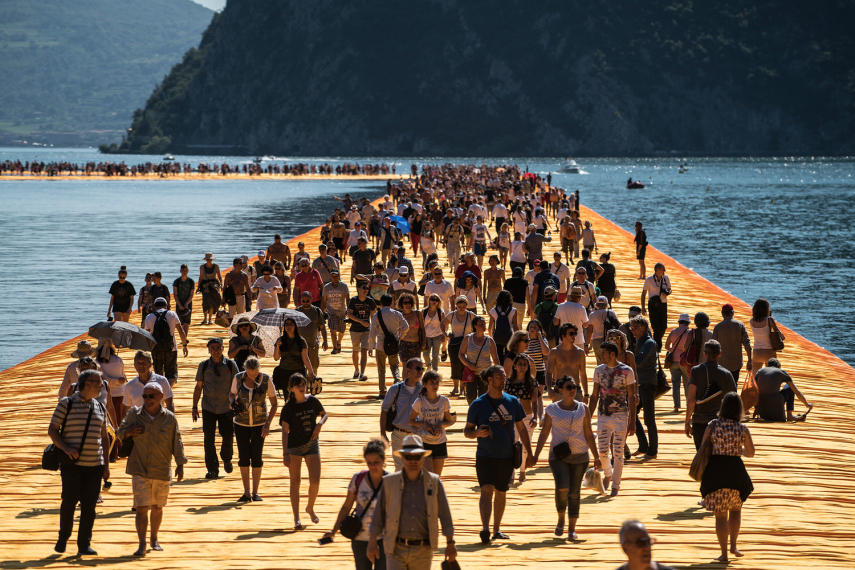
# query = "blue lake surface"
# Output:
<box><xmin>1</xmin><ymin>148</ymin><xmax>853</xmax><ymax>369</ymax></box>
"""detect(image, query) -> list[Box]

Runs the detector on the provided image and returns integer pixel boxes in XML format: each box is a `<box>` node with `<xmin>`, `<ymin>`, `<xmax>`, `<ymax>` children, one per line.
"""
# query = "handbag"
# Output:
<box><xmin>740</xmin><ymin>369</ymin><xmax>759</xmax><ymax>411</ymax></box>
<box><xmin>654</xmin><ymin>352</ymin><xmax>671</xmax><ymax>400</ymax></box>
<box><xmin>384</xmin><ymin>383</ymin><xmax>403</xmax><ymax>432</ymax></box>
<box><xmin>689</xmin><ymin>427</ymin><xmax>714</xmax><ymax>481</ymax></box>
<box><xmin>42</xmin><ymin>399</ymin><xmax>93</xmax><ymax>471</ymax></box>
<box><xmin>680</xmin><ymin>330</ymin><xmax>700</xmax><ymax>368</ymax></box>
<box><xmin>768</xmin><ymin>316</ymin><xmax>785</xmax><ymax>351</ymax></box>
<box><xmin>553</xmin><ymin>405</ymin><xmax>589</xmax><ymax>463</ymax></box>
<box><xmin>485</xmin><ymin>396</ymin><xmax>523</xmax><ymax>469</ymax></box>
<box><xmin>461</xmin><ymin>336</ymin><xmax>486</xmax><ymax>384</ymax></box>
<box><xmin>448</xmin><ymin>312</ymin><xmax>470</xmax><ymax>347</ymax></box>
<box><xmin>377</xmin><ymin>310</ymin><xmax>399</xmax><ymax>356</ymax></box>
<box><xmin>664</xmin><ymin>328</ymin><xmax>688</xmax><ymax>368</ymax></box>
<box><xmin>441</xmin><ymin>560</ymin><xmax>462</xmax><ymax>570</ymax></box>
<box><xmin>340</xmin><ymin>471</ymin><xmax>383</xmax><ymax>540</ymax></box>
<box><xmin>613</xmin><ymin>289</ymin><xmax>621</xmax><ymax>302</ymax></box>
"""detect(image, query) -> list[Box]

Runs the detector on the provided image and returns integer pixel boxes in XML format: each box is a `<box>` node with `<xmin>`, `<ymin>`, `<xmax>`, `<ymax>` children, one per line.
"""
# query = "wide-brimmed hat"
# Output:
<box><xmin>392</xmin><ymin>434</ymin><xmax>432</xmax><ymax>457</ymax></box>
<box><xmin>71</xmin><ymin>340</ymin><xmax>93</xmax><ymax>359</ymax></box>
<box><xmin>230</xmin><ymin>316</ymin><xmax>258</xmax><ymax>334</ymax></box>
<box><xmin>203</xmin><ymin>252</ymin><xmax>216</xmax><ymax>261</ymax></box>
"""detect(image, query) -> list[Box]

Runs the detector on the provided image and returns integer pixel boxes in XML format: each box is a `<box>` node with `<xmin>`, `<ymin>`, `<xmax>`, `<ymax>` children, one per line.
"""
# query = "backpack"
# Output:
<box><xmin>581</xmin><ymin>260</ymin><xmax>597</xmax><ymax>283</ymax></box>
<box><xmin>537</xmin><ymin>302</ymin><xmax>559</xmax><ymax>339</ymax></box>
<box><xmin>493</xmin><ymin>307</ymin><xmax>513</xmax><ymax>345</ymax></box>
<box><xmin>152</xmin><ymin>310</ymin><xmax>174</xmax><ymax>350</ymax></box>
<box><xmin>602</xmin><ymin>309</ymin><xmax>621</xmax><ymax>336</ymax></box>
<box><xmin>201</xmin><ymin>357</ymin><xmax>238</xmax><ymax>377</ymax></box>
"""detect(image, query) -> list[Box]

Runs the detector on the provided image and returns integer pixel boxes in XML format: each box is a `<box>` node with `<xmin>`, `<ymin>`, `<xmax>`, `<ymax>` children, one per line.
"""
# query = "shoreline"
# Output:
<box><xmin>0</xmin><ymin>173</ymin><xmax>407</xmax><ymax>182</ymax></box>
<box><xmin>1</xmin><ymin>200</ymin><xmax>853</xmax><ymax>568</ymax></box>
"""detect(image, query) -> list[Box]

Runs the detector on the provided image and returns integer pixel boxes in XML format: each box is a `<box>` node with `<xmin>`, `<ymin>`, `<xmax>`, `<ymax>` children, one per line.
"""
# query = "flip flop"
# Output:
<box><xmin>794</xmin><ymin>409</ymin><xmax>811</xmax><ymax>422</ymax></box>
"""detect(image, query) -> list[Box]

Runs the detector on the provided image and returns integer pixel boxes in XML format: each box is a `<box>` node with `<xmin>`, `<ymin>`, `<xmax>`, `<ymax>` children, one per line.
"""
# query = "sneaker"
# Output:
<box><xmin>224</xmin><ymin>461</ymin><xmax>233</xmax><ymax>474</ymax></box>
<box><xmin>77</xmin><ymin>546</ymin><xmax>98</xmax><ymax>556</ymax></box>
<box><xmin>205</xmin><ymin>472</ymin><xmax>218</xmax><ymax>479</ymax></box>
<box><xmin>54</xmin><ymin>538</ymin><xmax>67</xmax><ymax>553</ymax></box>
<box><xmin>251</xmin><ymin>493</ymin><xmax>263</xmax><ymax>502</ymax></box>
<box><xmin>237</xmin><ymin>494</ymin><xmax>252</xmax><ymax>503</ymax></box>
<box><xmin>359</xmin><ymin>374</ymin><xmax>368</xmax><ymax>382</ymax></box>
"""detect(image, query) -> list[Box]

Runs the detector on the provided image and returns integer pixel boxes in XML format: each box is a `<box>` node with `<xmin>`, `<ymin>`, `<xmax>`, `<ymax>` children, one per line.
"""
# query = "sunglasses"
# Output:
<box><xmin>412</xmin><ymin>366</ymin><xmax>425</xmax><ymax>372</ymax></box>
<box><xmin>566</xmin><ymin>332</ymin><xmax>578</xmax><ymax>336</ymax></box>
<box><xmin>142</xmin><ymin>393</ymin><xmax>160</xmax><ymax>399</ymax></box>
<box><xmin>402</xmin><ymin>454</ymin><xmax>423</xmax><ymax>461</ymax></box>
<box><xmin>563</xmin><ymin>385</ymin><xmax>578</xmax><ymax>391</ymax></box>
<box><xmin>623</xmin><ymin>537</ymin><xmax>657</xmax><ymax>548</ymax></box>
<box><xmin>433</xmin><ymin>272</ymin><xmax>442</xmax><ymax>276</ymax></box>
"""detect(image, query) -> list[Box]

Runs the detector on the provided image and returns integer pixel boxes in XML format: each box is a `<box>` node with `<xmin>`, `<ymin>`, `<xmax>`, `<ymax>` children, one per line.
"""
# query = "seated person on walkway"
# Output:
<box><xmin>754</xmin><ymin>358</ymin><xmax>813</xmax><ymax>422</ymax></box>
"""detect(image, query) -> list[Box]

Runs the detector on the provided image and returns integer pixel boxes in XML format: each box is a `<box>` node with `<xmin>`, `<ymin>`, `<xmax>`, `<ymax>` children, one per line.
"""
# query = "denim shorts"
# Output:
<box><xmin>473</xmin><ymin>242</ymin><xmax>488</xmax><ymax>256</ymax></box>
<box><xmin>288</xmin><ymin>438</ymin><xmax>320</xmax><ymax>457</ymax></box>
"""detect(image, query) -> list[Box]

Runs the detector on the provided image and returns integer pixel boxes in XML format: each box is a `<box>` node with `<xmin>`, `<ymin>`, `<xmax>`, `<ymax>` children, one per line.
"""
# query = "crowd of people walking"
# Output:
<box><xmin>47</xmin><ymin>163</ymin><xmax>813</xmax><ymax>568</ymax></box>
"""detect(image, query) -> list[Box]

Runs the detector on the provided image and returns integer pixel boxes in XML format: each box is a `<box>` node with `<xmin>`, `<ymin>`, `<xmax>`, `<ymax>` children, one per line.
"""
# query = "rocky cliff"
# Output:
<box><xmin>113</xmin><ymin>0</ymin><xmax>855</xmax><ymax>156</ymax></box>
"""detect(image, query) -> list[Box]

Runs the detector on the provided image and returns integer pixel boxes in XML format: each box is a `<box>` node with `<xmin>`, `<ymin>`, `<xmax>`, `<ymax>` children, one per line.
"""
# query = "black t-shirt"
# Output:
<box><xmin>352</xmin><ymin>248</ymin><xmax>377</xmax><ymax>275</ymax></box>
<box><xmin>598</xmin><ymin>263</ymin><xmax>616</xmax><ymax>291</ymax></box>
<box><xmin>280</xmin><ymin>396</ymin><xmax>325</xmax><ymax>448</ymax></box>
<box><xmin>503</xmin><ymin>277</ymin><xmax>529</xmax><ymax>304</ymax></box>
<box><xmin>348</xmin><ymin>296</ymin><xmax>377</xmax><ymax>332</ymax></box>
<box><xmin>150</xmin><ymin>283</ymin><xmax>170</xmax><ymax>303</ymax></box>
<box><xmin>109</xmin><ymin>280</ymin><xmax>137</xmax><ymax>311</ymax></box>
<box><xmin>634</xmin><ymin>229</ymin><xmax>648</xmax><ymax>247</ymax></box>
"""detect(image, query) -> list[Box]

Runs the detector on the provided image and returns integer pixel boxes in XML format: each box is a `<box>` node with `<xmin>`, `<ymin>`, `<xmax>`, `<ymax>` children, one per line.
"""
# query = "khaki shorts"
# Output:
<box><xmin>132</xmin><ymin>475</ymin><xmax>171</xmax><ymax>508</ymax></box>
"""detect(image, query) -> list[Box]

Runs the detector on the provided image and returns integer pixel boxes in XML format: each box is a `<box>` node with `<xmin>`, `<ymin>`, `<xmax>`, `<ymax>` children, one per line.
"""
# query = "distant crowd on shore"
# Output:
<box><xmin>47</xmin><ymin>163</ymin><xmax>813</xmax><ymax>568</ymax></box>
<box><xmin>0</xmin><ymin>159</ymin><xmax>398</xmax><ymax>178</ymax></box>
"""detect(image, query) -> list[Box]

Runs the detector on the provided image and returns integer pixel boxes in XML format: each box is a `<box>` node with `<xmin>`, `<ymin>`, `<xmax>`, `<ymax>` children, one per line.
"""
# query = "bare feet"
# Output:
<box><xmin>730</xmin><ymin>548</ymin><xmax>744</xmax><ymax>557</ymax></box>
<box><xmin>306</xmin><ymin>507</ymin><xmax>319</xmax><ymax>524</ymax></box>
<box><xmin>294</xmin><ymin>519</ymin><xmax>303</xmax><ymax>529</ymax></box>
<box><xmin>714</xmin><ymin>554</ymin><xmax>729</xmax><ymax>563</ymax></box>
<box><xmin>150</xmin><ymin>541</ymin><xmax>163</xmax><ymax>552</ymax></box>
<box><xmin>134</xmin><ymin>546</ymin><xmax>146</xmax><ymax>557</ymax></box>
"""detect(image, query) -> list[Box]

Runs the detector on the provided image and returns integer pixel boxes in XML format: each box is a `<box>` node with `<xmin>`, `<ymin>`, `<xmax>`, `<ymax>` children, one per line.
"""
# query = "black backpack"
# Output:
<box><xmin>602</xmin><ymin>309</ymin><xmax>621</xmax><ymax>336</ymax></box>
<box><xmin>493</xmin><ymin>307</ymin><xmax>513</xmax><ymax>345</ymax></box>
<box><xmin>151</xmin><ymin>310</ymin><xmax>174</xmax><ymax>350</ymax></box>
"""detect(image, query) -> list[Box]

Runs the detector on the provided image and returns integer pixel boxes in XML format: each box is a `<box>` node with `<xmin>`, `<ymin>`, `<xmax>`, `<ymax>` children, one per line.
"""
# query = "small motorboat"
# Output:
<box><xmin>626</xmin><ymin>178</ymin><xmax>645</xmax><ymax>189</ymax></box>
<box><xmin>163</xmin><ymin>155</ymin><xmax>175</xmax><ymax>161</ymax></box>
<box><xmin>559</xmin><ymin>158</ymin><xmax>581</xmax><ymax>173</ymax></box>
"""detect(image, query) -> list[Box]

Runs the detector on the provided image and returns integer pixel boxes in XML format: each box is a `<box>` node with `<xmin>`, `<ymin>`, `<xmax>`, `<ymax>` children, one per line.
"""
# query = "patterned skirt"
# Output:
<box><xmin>399</xmin><ymin>340</ymin><xmax>422</xmax><ymax>365</ymax></box>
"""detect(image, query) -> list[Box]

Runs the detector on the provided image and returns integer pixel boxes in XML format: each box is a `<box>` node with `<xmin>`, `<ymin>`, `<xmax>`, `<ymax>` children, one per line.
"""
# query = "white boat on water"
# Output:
<box><xmin>559</xmin><ymin>158</ymin><xmax>581</xmax><ymax>173</ymax></box>
<box><xmin>163</xmin><ymin>155</ymin><xmax>175</xmax><ymax>161</ymax></box>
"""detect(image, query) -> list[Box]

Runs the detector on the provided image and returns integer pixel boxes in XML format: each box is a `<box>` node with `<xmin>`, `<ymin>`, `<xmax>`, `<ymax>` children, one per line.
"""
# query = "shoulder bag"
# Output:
<box><xmin>377</xmin><ymin>310</ymin><xmax>399</xmax><ymax>356</ymax></box>
<box><xmin>339</xmin><ymin>471</ymin><xmax>384</xmax><ymax>540</ymax></box>
<box><xmin>664</xmin><ymin>328</ymin><xmax>688</xmax><ymax>367</ymax></box>
<box><xmin>485</xmin><ymin>396</ymin><xmax>523</xmax><ymax>469</ymax></box>
<box><xmin>384</xmin><ymin>383</ymin><xmax>403</xmax><ymax>432</ymax></box>
<box><xmin>689</xmin><ymin>422</ymin><xmax>714</xmax><ymax>481</ymax></box>
<box><xmin>552</xmin><ymin>404</ymin><xmax>589</xmax><ymax>464</ymax></box>
<box><xmin>740</xmin><ymin>369</ymin><xmax>759</xmax><ymax>412</ymax></box>
<box><xmin>42</xmin><ymin>399</ymin><xmax>74</xmax><ymax>471</ymax></box>
<box><xmin>654</xmin><ymin>352</ymin><xmax>672</xmax><ymax>400</ymax></box>
<box><xmin>768</xmin><ymin>316</ymin><xmax>785</xmax><ymax>351</ymax></box>
<box><xmin>448</xmin><ymin>312</ymin><xmax>470</xmax><ymax>347</ymax></box>
<box><xmin>461</xmin><ymin>336</ymin><xmax>486</xmax><ymax>384</ymax></box>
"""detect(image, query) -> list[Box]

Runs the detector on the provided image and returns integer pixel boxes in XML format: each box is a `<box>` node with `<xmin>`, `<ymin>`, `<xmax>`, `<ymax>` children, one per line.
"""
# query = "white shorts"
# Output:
<box><xmin>132</xmin><ymin>475</ymin><xmax>170</xmax><ymax>508</ymax></box>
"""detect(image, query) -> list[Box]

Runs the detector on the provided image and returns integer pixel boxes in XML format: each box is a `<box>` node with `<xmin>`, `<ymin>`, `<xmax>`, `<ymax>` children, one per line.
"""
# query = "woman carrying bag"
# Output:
<box><xmin>458</xmin><ymin>316</ymin><xmax>499</xmax><ymax>405</ymax></box>
<box><xmin>323</xmin><ymin>438</ymin><xmax>388</xmax><ymax>570</ymax></box>
<box><xmin>532</xmin><ymin>375</ymin><xmax>601</xmax><ymax>541</ymax></box>
<box><xmin>441</xmin><ymin>296</ymin><xmax>475</xmax><ymax>397</ymax></box>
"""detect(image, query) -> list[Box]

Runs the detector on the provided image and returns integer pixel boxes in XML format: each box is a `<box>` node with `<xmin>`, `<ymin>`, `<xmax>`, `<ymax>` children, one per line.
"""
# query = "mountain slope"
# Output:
<box><xmin>0</xmin><ymin>0</ymin><xmax>213</xmax><ymax>143</ymax></box>
<box><xmin>114</xmin><ymin>0</ymin><xmax>855</xmax><ymax>156</ymax></box>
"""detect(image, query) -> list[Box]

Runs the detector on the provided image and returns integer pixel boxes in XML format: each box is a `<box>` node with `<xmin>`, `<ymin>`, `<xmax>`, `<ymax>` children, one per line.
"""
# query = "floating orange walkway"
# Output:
<box><xmin>1</xmin><ymin>200</ymin><xmax>853</xmax><ymax>569</ymax></box>
<box><xmin>0</xmin><ymin>173</ymin><xmax>407</xmax><ymax>182</ymax></box>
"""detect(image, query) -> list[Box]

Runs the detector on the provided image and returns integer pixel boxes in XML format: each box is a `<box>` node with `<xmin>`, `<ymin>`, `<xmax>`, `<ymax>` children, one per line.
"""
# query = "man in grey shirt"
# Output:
<box><xmin>524</xmin><ymin>224</ymin><xmax>552</xmax><ymax>269</ymax></box>
<box><xmin>684</xmin><ymin>340</ymin><xmax>737</xmax><ymax>450</ymax></box>
<box><xmin>297</xmin><ymin>291</ymin><xmax>328</xmax><ymax>377</ymax></box>
<box><xmin>367</xmin><ymin>434</ymin><xmax>456</xmax><ymax>570</ymax></box>
<box><xmin>192</xmin><ymin>338</ymin><xmax>238</xmax><ymax>479</ymax></box>
<box><xmin>380</xmin><ymin>357</ymin><xmax>422</xmax><ymax>471</ymax></box>
<box><xmin>369</xmin><ymin>294</ymin><xmax>409</xmax><ymax>394</ymax></box>
<box><xmin>312</xmin><ymin>244</ymin><xmax>339</xmax><ymax>285</ymax></box>
<box><xmin>711</xmin><ymin>303</ymin><xmax>752</xmax><ymax>379</ymax></box>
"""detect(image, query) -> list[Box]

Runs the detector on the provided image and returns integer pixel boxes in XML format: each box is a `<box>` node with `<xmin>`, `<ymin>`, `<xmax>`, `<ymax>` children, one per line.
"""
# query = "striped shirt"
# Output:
<box><xmin>527</xmin><ymin>336</ymin><xmax>548</xmax><ymax>372</ymax></box>
<box><xmin>50</xmin><ymin>393</ymin><xmax>107</xmax><ymax>467</ymax></box>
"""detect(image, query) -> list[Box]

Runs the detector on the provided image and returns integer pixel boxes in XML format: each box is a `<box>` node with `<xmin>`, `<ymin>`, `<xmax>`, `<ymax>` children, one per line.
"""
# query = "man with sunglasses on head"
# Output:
<box><xmin>616</xmin><ymin>520</ymin><xmax>675</xmax><ymax>570</ymax></box>
<box><xmin>347</xmin><ymin>280</ymin><xmax>377</xmax><ymax>382</ymax></box>
<box><xmin>192</xmin><ymin>338</ymin><xmax>238</xmax><ymax>479</ymax></box>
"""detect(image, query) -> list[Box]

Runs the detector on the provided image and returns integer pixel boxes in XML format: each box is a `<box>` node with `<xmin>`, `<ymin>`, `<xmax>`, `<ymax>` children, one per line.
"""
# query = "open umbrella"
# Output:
<box><xmin>88</xmin><ymin>321</ymin><xmax>156</xmax><ymax>351</ymax></box>
<box><xmin>227</xmin><ymin>311</ymin><xmax>281</xmax><ymax>355</ymax></box>
<box><xmin>251</xmin><ymin>308</ymin><xmax>311</xmax><ymax>328</ymax></box>
<box><xmin>389</xmin><ymin>215</ymin><xmax>410</xmax><ymax>235</ymax></box>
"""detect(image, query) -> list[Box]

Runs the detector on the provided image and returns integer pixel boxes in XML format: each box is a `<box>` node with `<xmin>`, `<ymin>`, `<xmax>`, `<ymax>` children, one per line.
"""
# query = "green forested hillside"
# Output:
<box><xmin>0</xmin><ymin>0</ymin><xmax>213</xmax><ymax>142</ymax></box>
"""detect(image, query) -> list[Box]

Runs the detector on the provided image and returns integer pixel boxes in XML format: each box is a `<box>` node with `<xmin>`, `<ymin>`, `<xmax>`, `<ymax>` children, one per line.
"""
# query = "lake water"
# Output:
<box><xmin>1</xmin><ymin>148</ymin><xmax>853</xmax><ymax>369</ymax></box>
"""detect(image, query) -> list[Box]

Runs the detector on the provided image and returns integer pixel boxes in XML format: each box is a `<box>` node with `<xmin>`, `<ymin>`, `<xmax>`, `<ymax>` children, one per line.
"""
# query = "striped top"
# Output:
<box><xmin>50</xmin><ymin>393</ymin><xmax>107</xmax><ymax>467</ymax></box>
<box><xmin>527</xmin><ymin>336</ymin><xmax>548</xmax><ymax>372</ymax></box>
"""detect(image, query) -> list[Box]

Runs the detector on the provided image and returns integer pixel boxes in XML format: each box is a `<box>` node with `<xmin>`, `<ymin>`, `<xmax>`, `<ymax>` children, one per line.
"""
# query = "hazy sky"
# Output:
<box><xmin>192</xmin><ymin>0</ymin><xmax>225</xmax><ymax>11</ymax></box>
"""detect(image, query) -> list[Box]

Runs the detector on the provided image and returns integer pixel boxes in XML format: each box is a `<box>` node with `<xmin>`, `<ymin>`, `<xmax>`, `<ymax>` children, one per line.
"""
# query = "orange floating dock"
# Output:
<box><xmin>1</xmin><ymin>201</ymin><xmax>853</xmax><ymax>569</ymax></box>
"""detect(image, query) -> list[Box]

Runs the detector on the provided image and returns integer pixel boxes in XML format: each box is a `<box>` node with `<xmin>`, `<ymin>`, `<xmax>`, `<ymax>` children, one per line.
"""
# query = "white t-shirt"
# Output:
<box><xmin>346</xmin><ymin>211</ymin><xmax>362</xmax><ymax>227</ymax></box>
<box><xmin>410</xmin><ymin>395</ymin><xmax>451</xmax><ymax>444</ymax></box>
<box><xmin>347</xmin><ymin>471</ymin><xmax>385</xmax><ymax>542</ymax></box>
<box><xmin>642</xmin><ymin>275</ymin><xmax>671</xmax><ymax>301</ymax></box>
<box><xmin>557</xmin><ymin>208</ymin><xmax>569</xmax><ymax>221</ymax></box>
<box><xmin>550</xmin><ymin>262</ymin><xmax>572</xmax><ymax>293</ymax></box>
<box><xmin>489</xmin><ymin>306</ymin><xmax>517</xmax><ymax>329</ymax></box>
<box><xmin>510</xmin><ymin>240</ymin><xmax>527</xmax><ymax>262</ymax></box>
<box><xmin>347</xmin><ymin>229</ymin><xmax>368</xmax><ymax>248</ymax></box>
<box><xmin>492</xmin><ymin>203</ymin><xmax>509</xmax><ymax>218</ymax></box>
<box><xmin>362</xmin><ymin>204</ymin><xmax>375</xmax><ymax>219</ymax></box>
<box><xmin>525</xmin><ymin>270</ymin><xmax>537</xmax><ymax>293</ymax></box>
<box><xmin>123</xmin><ymin>374</ymin><xmax>173</xmax><ymax>408</ymax></box>
<box><xmin>544</xmin><ymin>401</ymin><xmax>589</xmax><ymax>458</ymax></box>
<box><xmin>425</xmin><ymin>279</ymin><xmax>454</xmax><ymax>312</ymax></box>
<box><xmin>144</xmin><ymin>310</ymin><xmax>182</xmax><ymax>352</ymax></box>
<box><xmin>252</xmin><ymin>276</ymin><xmax>283</xmax><ymax>299</ymax></box>
<box><xmin>589</xmin><ymin>308</ymin><xmax>617</xmax><ymax>340</ymax></box>
<box><xmin>472</xmin><ymin>223</ymin><xmax>489</xmax><ymax>244</ymax></box>
<box><xmin>554</xmin><ymin>302</ymin><xmax>589</xmax><ymax>346</ymax></box>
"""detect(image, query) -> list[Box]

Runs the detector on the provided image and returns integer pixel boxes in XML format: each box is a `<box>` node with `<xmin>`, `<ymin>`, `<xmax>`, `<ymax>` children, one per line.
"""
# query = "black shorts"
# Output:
<box><xmin>423</xmin><ymin>441</ymin><xmax>448</xmax><ymax>459</ymax></box>
<box><xmin>535</xmin><ymin>370</ymin><xmax>546</xmax><ymax>386</ymax></box>
<box><xmin>177</xmin><ymin>304</ymin><xmax>192</xmax><ymax>324</ymax></box>
<box><xmin>333</xmin><ymin>237</ymin><xmax>345</xmax><ymax>251</ymax></box>
<box><xmin>476</xmin><ymin>456</ymin><xmax>514</xmax><ymax>492</ymax></box>
<box><xmin>637</xmin><ymin>245</ymin><xmax>647</xmax><ymax>260</ymax></box>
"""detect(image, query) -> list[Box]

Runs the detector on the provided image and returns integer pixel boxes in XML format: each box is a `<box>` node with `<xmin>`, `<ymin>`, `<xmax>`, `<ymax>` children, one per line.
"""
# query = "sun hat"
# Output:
<box><xmin>392</xmin><ymin>434</ymin><xmax>432</xmax><ymax>457</ymax></box>
<box><xmin>678</xmin><ymin>313</ymin><xmax>691</xmax><ymax>323</ymax></box>
<box><xmin>570</xmin><ymin>286</ymin><xmax>583</xmax><ymax>297</ymax></box>
<box><xmin>203</xmin><ymin>252</ymin><xmax>216</xmax><ymax>261</ymax></box>
<box><xmin>230</xmin><ymin>316</ymin><xmax>258</xmax><ymax>334</ymax></box>
<box><xmin>71</xmin><ymin>340</ymin><xmax>93</xmax><ymax>359</ymax></box>
<box><xmin>456</xmin><ymin>296</ymin><xmax>469</xmax><ymax>306</ymax></box>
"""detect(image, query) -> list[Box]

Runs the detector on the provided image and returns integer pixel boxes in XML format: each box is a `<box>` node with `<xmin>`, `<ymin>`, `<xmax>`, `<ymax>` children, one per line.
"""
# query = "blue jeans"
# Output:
<box><xmin>670</xmin><ymin>362</ymin><xmax>687</xmax><ymax>408</ymax></box>
<box><xmin>352</xmin><ymin>539</ymin><xmax>386</xmax><ymax>570</ymax></box>
<box><xmin>634</xmin><ymin>384</ymin><xmax>658</xmax><ymax>455</ymax></box>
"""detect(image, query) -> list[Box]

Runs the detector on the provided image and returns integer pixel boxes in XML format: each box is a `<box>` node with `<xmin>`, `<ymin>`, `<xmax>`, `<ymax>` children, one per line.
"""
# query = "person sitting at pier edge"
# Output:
<box><xmin>754</xmin><ymin>358</ymin><xmax>813</xmax><ymax>422</ymax></box>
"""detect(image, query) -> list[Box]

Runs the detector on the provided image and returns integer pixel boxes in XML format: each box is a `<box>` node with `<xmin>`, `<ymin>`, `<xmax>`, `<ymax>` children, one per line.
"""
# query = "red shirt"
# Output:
<box><xmin>294</xmin><ymin>269</ymin><xmax>323</xmax><ymax>302</ymax></box>
<box><xmin>454</xmin><ymin>263</ymin><xmax>482</xmax><ymax>281</ymax></box>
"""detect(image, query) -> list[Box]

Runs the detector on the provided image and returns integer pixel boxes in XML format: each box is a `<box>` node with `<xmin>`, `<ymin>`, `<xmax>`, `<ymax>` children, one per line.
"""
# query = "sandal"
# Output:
<box><xmin>492</xmin><ymin>532</ymin><xmax>510</xmax><ymax>540</ymax></box>
<box><xmin>441</xmin><ymin>351</ymin><xmax>448</xmax><ymax>362</ymax></box>
<box><xmin>554</xmin><ymin>522</ymin><xmax>565</xmax><ymax>537</ymax></box>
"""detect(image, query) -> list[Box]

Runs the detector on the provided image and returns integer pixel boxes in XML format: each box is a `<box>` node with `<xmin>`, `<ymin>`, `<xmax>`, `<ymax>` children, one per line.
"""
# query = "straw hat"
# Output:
<box><xmin>203</xmin><ymin>252</ymin><xmax>216</xmax><ymax>261</ymax></box>
<box><xmin>230</xmin><ymin>316</ymin><xmax>258</xmax><ymax>335</ymax></box>
<box><xmin>71</xmin><ymin>340</ymin><xmax>93</xmax><ymax>359</ymax></box>
<box><xmin>392</xmin><ymin>434</ymin><xmax>432</xmax><ymax>457</ymax></box>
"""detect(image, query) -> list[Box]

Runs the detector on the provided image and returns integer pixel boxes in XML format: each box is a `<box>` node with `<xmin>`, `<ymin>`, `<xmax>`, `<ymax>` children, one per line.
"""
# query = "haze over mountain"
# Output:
<box><xmin>0</xmin><ymin>0</ymin><xmax>213</xmax><ymax>147</ymax></box>
<box><xmin>110</xmin><ymin>0</ymin><xmax>855</xmax><ymax>156</ymax></box>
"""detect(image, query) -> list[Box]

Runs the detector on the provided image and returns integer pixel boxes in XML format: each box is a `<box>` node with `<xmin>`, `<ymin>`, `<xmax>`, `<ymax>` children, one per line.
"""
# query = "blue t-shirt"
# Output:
<box><xmin>466</xmin><ymin>393</ymin><xmax>525</xmax><ymax>459</ymax></box>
